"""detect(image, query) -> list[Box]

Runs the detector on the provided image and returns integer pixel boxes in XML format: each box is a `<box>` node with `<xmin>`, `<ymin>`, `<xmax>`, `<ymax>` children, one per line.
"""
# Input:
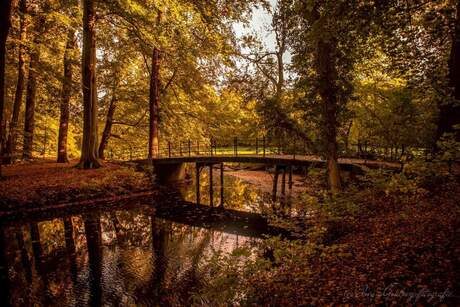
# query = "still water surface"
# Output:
<box><xmin>0</xmin><ymin>171</ymin><xmax>303</xmax><ymax>306</ymax></box>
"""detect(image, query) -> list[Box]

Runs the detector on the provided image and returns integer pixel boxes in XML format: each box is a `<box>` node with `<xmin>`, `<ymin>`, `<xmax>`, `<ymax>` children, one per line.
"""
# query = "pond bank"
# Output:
<box><xmin>0</xmin><ymin>160</ymin><xmax>153</xmax><ymax>211</ymax></box>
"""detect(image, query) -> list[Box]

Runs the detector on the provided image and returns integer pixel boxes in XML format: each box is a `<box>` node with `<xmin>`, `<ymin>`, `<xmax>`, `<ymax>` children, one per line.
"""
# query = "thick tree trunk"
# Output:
<box><xmin>5</xmin><ymin>0</ymin><xmax>27</xmax><ymax>164</ymax></box>
<box><xmin>0</xmin><ymin>0</ymin><xmax>13</xmax><ymax>176</ymax></box>
<box><xmin>57</xmin><ymin>30</ymin><xmax>75</xmax><ymax>163</ymax></box>
<box><xmin>148</xmin><ymin>47</ymin><xmax>160</xmax><ymax>159</ymax></box>
<box><xmin>315</xmin><ymin>39</ymin><xmax>342</xmax><ymax>193</ymax></box>
<box><xmin>98</xmin><ymin>95</ymin><xmax>116</xmax><ymax>160</ymax></box>
<box><xmin>77</xmin><ymin>0</ymin><xmax>101</xmax><ymax>168</ymax></box>
<box><xmin>439</xmin><ymin>0</ymin><xmax>460</xmax><ymax>141</ymax></box>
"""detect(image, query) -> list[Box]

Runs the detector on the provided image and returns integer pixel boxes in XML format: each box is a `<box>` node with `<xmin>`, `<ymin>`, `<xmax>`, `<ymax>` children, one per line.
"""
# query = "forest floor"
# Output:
<box><xmin>225</xmin><ymin>168</ymin><xmax>312</xmax><ymax>195</ymax></box>
<box><xmin>226</xmin><ymin>166</ymin><xmax>460</xmax><ymax>306</ymax></box>
<box><xmin>0</xmin><ymin>159</ymin><xmax>153</xmax><ymax>213</ymax></box>
<box><xmin>1</xmin><ymin>160</ymin><xmax>459</xmax><ymax>305</ymax></box>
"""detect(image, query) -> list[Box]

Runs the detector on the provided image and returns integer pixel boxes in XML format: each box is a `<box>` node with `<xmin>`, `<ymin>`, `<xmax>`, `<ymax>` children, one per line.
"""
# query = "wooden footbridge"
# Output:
<box><xmin>107</xmin><ymin>137</ymin><xmax>410</xmax><ymax>207</ymax></box>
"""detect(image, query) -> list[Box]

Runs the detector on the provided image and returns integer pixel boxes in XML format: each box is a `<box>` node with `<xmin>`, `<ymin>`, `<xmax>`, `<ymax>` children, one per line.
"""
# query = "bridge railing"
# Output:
<box><xmin>106</xmin><ymin>137</ymin><xmax>433</xmax><ymax>163</ymax></box>
<box><xmin>154</xmin><ymin>137</ymin><xmax>317</xmax><ymax>159</ymax></box>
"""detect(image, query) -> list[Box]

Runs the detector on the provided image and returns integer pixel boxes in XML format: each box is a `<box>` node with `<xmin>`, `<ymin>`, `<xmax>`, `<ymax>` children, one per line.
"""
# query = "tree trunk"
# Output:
<box><xmin>148</xmin><ymin>47</ymin><xmax>160</xmax><ymax>159</ymax></box>
<box><xmin>276</xmin><ymin>51</ymin><xmax>284</xmax><ymax>100</ymax></box>
<box><xmin>98</xmin><ymin>95</ymin><xmax>117</xmax><ymax>160</ymax></box>
<box><xmin>77</xmin><ymin>0</ymin><xmax>101</xmax><ymax>168</ymax></box>
<box><xmin>0</xmin><ymin>0</ymin><xmax>13</xmax><ymax>176</ymax></box>
<box><xmin>5</xmin><ymin>0</ymin><xmax>27</xmax><ymax>164</ymax></box>
<box><xmin>439</xmin><ymin>0</ymin><xmax>460</xmax><ymax>142</ymax></box>
<box><xmin>22</xmin><ymin>14</ymin><xmax>44</xmax><ymax>160</ymax></box>
<box><xmin>57</xmin><ymin>30</ymin><xmax>76</xmax><ymax>163</ymax></box>
<box><xmin>315</xmin><ymin>38</ymin><xmax>342</xmax><ymax>193</ymax></box>
<box><xmin>22</xmin><ymin>56</ymin><xmax>38</xmax><ymax>160</ymax></box>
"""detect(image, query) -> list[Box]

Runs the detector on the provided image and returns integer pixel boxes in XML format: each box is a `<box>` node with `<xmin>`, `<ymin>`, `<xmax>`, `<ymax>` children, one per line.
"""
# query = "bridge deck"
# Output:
<box><xmin>145</xmin><ymin>154</ymin><xmax>401</xmax><ymax>169</ymax></box>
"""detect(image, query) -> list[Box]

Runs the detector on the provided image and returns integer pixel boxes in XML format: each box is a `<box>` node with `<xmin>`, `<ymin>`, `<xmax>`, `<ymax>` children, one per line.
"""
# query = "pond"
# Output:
<box><xmin>0</xmin><ymin>168</ymin><xmax>308</xmax><ymax>306</ymax></box>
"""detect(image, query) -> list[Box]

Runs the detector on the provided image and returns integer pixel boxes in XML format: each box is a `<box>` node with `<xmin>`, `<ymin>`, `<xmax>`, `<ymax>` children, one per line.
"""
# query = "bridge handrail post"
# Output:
<box><xmin>168</xmin><ymin>141</ymin><xmax>171</xmax><ymax>158</ymax></box>
<box><xmin>256</xmin><ymin>138</ymin><xmax>258</xmax><ymax>155</ymax></box>
<box><xmin>197</xmin><ymin>140</ymin><xmax>200</xmax><ymax>155</ymax></box>
<box><xmin>188</xmin><ymin>140</ymin><xmax>191</xmax><ymax>157</ymax></box>
<box><xmin>179</xmin><ymin>141</ymin><xmax>182</xmax><ymax>156</ymax></box>
<box><xmin>210</xmin><ymin>138</ymin><xmax>213</xmax><ymax>156</ymax></box>
<box><xmin>234</xmin><ymin>137</ymin><xmax>238</xmax><ymax>156</ymax></box>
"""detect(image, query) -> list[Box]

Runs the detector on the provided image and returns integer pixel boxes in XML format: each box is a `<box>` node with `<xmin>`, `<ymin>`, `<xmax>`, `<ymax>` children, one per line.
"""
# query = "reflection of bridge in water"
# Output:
<box><xmin>0</xmin><ymin>192</ymin><xmax>292</xmax><ymax>239</ymax></box>
<box><xmin>0</xmin><ymin>192</ymin><xmax>272</xmax><ymax>306</ymax></box>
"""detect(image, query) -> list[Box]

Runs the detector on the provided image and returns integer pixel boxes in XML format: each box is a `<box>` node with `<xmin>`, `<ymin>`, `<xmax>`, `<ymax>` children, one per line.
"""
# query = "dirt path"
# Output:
<box><xmin>224</xmin><ymin>168</ymin><xmax>320</xmax><ymax>195</ymax></box>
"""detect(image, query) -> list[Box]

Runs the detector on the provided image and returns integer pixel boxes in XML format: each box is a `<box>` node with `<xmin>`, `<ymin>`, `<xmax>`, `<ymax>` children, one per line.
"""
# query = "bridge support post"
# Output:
<box><xmin>220</xmin><ymin>163</ymin><xmax>224</xmax><ymax>208</ymax></box>
<box><xmin>288</xmin><ymin>165</ymin><xmax>293</xmax><ymax>190</ymax></box>
<box><xmin>281</xmin><ymin>166</ymin><xmax>286</xmax><ymax>196</ymax></box>
<box><xmin>272</xmin><ymin>165</ymin><xmax>279</xmax><ymax>201</ymax></box>
<box><xmin>263</xmin><ymin>137</ymin><xmax>266</xmax><ymax>157</ymax></box>
<box><xmin>153</xmin><ymin>162</ymin><xmax>186</xmax><ymax>185</ymax></box>
<box><xmin>209</xmin><ymin>164</ymin><xmax>214</xmax><ymax>207</ymax></box>
<box><xmin>196</xmin><ymin>163</ymin><xmax>200</xmax><ymax>205</ymax></box>
<box><xmin>293</xmin><ymin>140</ymin><xmax>296</xmax><ymax>160</ymax></box>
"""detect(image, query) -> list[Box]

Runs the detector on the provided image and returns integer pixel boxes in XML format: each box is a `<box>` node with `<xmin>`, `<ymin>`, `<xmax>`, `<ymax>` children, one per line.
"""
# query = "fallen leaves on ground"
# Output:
<box><xmin>0</xmin><ymin>159</ymin><xmax>152</xmax><ymax>210</ymax></box>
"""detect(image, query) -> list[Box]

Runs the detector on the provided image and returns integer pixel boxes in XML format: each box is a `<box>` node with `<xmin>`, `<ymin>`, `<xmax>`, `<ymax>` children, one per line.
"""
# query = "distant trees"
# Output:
<box><xmin>2</xmin><ymin>0</ymin><xmax>457</xmax><ymax>188</ymax></box>
<box><xmin>374</xmin><ymin>0</ymin><xmax>460</xmax><ymax>145</ymax></box>
<box><xmin>57</xmin><ymin>29</ymin><xmax>76</xmax><ymax>163</ymax></box>
<box><xmin>5</xmin><ymin>0</ymin><xmax>27</xmax><ymax>164</ymax></box>
<box><xmin>23</xmin><ymin>9</ymin><xmax>45</xmax><ymax>160</ymax></box>
<box><xmin>148</xmin><ymin>46</ymin><xmax>161</xmax><ymax>160</ymax></box>
<box><xmin>98</xmin><ymin>79</ymin><xmax>118</xmax><ymax>160</ymax></box>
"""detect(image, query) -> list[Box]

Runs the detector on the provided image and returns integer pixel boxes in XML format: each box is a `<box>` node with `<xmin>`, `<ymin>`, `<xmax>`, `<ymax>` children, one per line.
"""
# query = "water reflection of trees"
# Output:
<box><xmin>83</xmin><ymin>213</ymin><xmax>102</xmax><ymax>307</ymax></box>
<box><xmin>0</xmin><ymin>225</ymin><xmax>11</xmax><ymax>307</ymax></box>
<box><xmin>0</xmin><ymin>206</ymin><xmax>255</xmax><ymax>306</ymax></box>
